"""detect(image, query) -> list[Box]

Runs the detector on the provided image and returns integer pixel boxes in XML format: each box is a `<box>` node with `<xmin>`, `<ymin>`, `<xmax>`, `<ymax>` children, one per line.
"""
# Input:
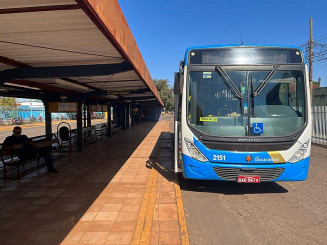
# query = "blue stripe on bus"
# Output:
<box><xmin>193</xmin><ymin>137</ymin><xmax>275</xmax><ymax>164</ymax></box>
<box><xmin>182</xmin><ymin>154</ymin><xmax>309</xmax><ymax>181</ymax></box>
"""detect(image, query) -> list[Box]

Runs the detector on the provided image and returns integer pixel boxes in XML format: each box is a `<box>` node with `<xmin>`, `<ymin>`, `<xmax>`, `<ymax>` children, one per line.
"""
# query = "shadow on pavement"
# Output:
<box><xmin>145</xmin><ymin>132</ymin><xmax>174</xmax><ymax>183</ymax></box>
<box><xmin>0</xmin><ymin>121</ymin><xmax>156</xmax><ymax>245</ymax></box>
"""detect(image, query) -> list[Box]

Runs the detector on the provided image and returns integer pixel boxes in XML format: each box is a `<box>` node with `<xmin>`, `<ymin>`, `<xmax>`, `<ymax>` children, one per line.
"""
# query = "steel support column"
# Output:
<box><xmin>136</xmin><ymin>106</ymin><xmax>140</xmax><ymax>124</ymax></box>
<box><xmin>83</xmin><ymin>104</ymin><xmax>87</xmax><ymax>128</ymax></box>
<box><xmin>131</xmin><ymin>107</ymin><xmax>135</xmax><ymax>127</ymax></box>
<box><xmin>87</xmin><ymin>105</ymin><xmax>91</xmax><ymax>127</ymax></box>
<box><xmin>43</xmin><ymin>101</ymin><xmax>52</xmax><ymax>136</ymax></box>
<box><xmin>116</xmin><ymin>104</ymin><xmax>126</xmax><ymax>130</ymax></box>
<box><xmin>126</xmin><ymin>104</ymin><xmax>130</xmax><ymax>129</ymax></box>
<box><xmin>76</xmin><ymin>101</ymin><xmax>83</xmax><ymax>152</ymax></box>
<box><xmin>123</xmin><ymin>105</ymin><xmax>127</xmax><ymax>131</ymax></box>
<box><xmin>107</xmin><ymin>103</ymin><xmax>112</xmax><ymax>138</ymax></box>
<box><xmin>113</xmin><ymin>106</ymin><xmax>118</xmax><ymax>125</ymax></box>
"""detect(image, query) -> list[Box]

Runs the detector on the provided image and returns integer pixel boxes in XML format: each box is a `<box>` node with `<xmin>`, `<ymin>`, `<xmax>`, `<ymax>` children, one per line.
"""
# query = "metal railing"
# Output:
<box><xmin>312</xmin><ymin>106</ymin><xmax>327</xmax><ymax>146</ymax></box>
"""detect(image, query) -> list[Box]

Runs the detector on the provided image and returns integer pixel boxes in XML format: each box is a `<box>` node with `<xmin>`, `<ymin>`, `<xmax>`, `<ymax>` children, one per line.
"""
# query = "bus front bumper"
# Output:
<box><xmin>182</xmin><ymin>154</ymin><xmax>310</xmax><ymax>181</ymax></box>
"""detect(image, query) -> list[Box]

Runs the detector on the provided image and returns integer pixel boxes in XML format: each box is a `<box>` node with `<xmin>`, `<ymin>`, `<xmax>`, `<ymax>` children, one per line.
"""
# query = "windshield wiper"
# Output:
<box><xmin>253</xmin><ymin>65</ymin><xmax>280</xmax><ymax>97</ymax></box>
<box><xmin>215</xmin><ymin>66</ymin><xmax>243</xmax><ymax>99</ymax></box>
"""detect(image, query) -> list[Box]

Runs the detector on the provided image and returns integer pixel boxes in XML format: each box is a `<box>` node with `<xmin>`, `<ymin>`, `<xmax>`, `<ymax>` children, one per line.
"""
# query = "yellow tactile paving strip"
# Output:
<box><xmin>174</xmin><ymin>175</ymin><xmax>190</xmax><ymax>245</ymax></box>
<box><xmin>59</xmin><ymin>119</ymin><xmax>189</xmax><ymax>245</ymax></box>
<box><xmin>132</xmin><ymin>168</ymin><xmax>157</xmax><ymax>245</ymax></box>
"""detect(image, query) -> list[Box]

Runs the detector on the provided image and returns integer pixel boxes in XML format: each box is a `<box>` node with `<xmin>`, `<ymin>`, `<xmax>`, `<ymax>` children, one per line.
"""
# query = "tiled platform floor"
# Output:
<box><xmin>0</xmin><ymin>118</ymin><xmax>188</xmax><ymax>245</ymax></box>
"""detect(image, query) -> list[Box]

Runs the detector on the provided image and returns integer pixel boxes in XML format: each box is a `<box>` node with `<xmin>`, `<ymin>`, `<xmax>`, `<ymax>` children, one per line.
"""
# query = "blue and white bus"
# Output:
<box><xmin>174</xmin><ymin>46</ymin><xmax>312</xmax><ymax>182</ymax></box>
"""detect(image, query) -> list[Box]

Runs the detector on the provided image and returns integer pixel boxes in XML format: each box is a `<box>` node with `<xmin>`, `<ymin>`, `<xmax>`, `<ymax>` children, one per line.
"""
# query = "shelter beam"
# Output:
<box><xmin>0</xmin><ymin>63</ymin><xmax>133</xmax><ymax>82</ymax></box>
<box><xmin>0</xmin><ymin>5</ymin><xmax>80</xmax><ymax>14</ymax></box>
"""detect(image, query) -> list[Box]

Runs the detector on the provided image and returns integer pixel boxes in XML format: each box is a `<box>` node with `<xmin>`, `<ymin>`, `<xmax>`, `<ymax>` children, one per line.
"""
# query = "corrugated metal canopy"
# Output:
<box><xmin>0</xmin><ymin>0</ymin><xmax>163</xmax><ymax>106</ymax></box>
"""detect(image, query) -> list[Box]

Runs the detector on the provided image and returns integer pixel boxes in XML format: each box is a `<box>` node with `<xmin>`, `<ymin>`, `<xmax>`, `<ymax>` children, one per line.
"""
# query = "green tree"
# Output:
<box><xmin>154</xmin><ymin>79</ymin><xmax>174</xmax><ymax>111</ymax></box>
<box><xmin>0</xmin><ymin>97</ymin><xmax>17</xmax><ymax>118</ymax></box>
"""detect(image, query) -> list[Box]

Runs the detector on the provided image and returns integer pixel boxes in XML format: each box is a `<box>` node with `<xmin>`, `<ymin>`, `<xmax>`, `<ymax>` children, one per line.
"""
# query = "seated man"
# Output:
<box><xmin>2</xmin><ymin>126</ymin><xmax>58</xmax><ymax>173</ymax></box>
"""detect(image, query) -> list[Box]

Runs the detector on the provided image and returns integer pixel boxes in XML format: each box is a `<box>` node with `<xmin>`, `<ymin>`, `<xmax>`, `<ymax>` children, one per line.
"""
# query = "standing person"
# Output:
<box><xmin>2</xmin><ymin>126</ymin><xmax>58</xmax><ymax>173</ymax></box>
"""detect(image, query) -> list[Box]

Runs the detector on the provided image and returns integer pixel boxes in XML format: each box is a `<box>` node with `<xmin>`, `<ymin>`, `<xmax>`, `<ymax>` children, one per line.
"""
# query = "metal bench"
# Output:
<box><xmin>95</xmin><ymin>124</ymin><xmax>107</xmax><ymax>140</ymax></box>
<box><xmin>82</xmin><ymin>126</ymin><xmax>97</xmax><ymax>144</ymax></box>
<box><xmin>0</xmin><ymin>134</ymin><xmax>60</xmax><ymax>179</ymax></box>
<box><xmin>0</xmin><ymin>145</ymin><xmax>40</xmax><ymax>179</ymax></box>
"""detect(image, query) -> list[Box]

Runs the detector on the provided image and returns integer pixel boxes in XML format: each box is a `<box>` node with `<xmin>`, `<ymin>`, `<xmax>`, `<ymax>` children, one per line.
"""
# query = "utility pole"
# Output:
<box><xmin>309</xmin><ymin>17</ymin><xmax>313</xmax><ymax>101</ymax></box>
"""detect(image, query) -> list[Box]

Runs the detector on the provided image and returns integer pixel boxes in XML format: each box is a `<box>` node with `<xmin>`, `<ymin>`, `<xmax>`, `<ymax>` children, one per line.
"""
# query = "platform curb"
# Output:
<box><xmin>174</xmin><ymin>173</ymin><xmax>190</xmax><ymax>245</ymax></box>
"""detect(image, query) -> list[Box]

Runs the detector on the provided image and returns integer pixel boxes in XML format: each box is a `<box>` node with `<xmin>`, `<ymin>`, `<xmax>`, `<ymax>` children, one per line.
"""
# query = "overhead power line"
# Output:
<box><xmin>301</xmin><ymin>38</ymin><xmax>327</xmax><ymax>63</ymax></box>
<box><xmin>299</xmin><ymin>18</ymin><xmax>327</xmax><ymax>88</ymax></box>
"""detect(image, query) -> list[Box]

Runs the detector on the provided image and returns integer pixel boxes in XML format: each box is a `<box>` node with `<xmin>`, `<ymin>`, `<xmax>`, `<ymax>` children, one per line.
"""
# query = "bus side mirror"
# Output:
<box><xmin>174</xmin><ymin>72</ymin><xmax>181</xmax><ymax>95</ymax></box>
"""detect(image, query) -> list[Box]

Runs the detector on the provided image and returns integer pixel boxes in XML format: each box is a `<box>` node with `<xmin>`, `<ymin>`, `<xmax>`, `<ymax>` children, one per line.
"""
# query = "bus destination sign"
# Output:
<box><xmin>189</xmin><ymin>47</ymin><xmax>304</xmax><ymax>65</ymax></box>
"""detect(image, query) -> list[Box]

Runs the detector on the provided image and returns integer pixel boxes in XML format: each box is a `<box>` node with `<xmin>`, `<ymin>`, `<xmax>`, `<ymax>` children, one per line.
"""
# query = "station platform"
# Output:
<box><xmin>0</xmin><ymin>116</ymin><xmax>189</xmax><ymax>245</ymax></box>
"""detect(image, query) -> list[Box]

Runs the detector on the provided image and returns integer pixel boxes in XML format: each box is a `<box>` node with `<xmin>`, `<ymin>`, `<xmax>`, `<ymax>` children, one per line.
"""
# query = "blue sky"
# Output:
<box><xmin>118</xmin><ymin>0</ymin><xmax>327</xmax><ymax>87</ymax></box>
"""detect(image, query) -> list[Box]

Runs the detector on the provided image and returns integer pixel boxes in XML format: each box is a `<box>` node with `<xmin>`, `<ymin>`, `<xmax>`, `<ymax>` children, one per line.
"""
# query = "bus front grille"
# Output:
<box><xmin>213</xmin><ymin>167</ymin><xmax>285</xmax><ymax>181</ymax></box>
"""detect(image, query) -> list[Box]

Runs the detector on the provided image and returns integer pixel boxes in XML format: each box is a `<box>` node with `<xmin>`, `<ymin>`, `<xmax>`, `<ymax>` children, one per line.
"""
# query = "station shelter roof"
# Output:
<box><xmin>0</xmin><ymin>0</ymin><xmax>163</xmax><ymax>106</ymax></box>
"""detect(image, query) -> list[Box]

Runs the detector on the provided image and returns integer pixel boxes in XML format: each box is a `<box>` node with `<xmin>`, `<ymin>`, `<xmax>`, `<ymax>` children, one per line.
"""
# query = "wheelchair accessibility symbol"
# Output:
<box><xmin>252</xmin><ymin>123</ymin><xmax>263</xmax><ymax>134</ymax></box>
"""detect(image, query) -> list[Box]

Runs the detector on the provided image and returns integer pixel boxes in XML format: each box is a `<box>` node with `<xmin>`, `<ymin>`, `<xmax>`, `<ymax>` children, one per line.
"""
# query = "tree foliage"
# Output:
<box><xmin>154</xmin><ymin>79</ymin><xmax>174</xmax><ymax>111</ymax></box>
<box><xmin>0</xmin><ymin>97</ymin><xmax>17</xmax><ymax>118</ymax></box>
<box><xmin>0</xmin><ymin>97</ymin><xmax>17</xmax><ymax>110</ymax></box>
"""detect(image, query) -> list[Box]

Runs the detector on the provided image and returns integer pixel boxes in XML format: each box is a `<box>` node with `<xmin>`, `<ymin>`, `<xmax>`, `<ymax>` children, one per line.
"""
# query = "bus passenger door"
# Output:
<box><xmin>174</xmin><ymin>72</ymin><xmax>183</xmax><ymax>173</ymax></box>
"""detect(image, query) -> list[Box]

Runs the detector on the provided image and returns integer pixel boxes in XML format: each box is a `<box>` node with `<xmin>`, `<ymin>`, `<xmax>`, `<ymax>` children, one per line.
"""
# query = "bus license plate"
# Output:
<box><xmin>237</xmin><ymin>176</ymin><xmax>260</xmax><ymax>183</ymax></box>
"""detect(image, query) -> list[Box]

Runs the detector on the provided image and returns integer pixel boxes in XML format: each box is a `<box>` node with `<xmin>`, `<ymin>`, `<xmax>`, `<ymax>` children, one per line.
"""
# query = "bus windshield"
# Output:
<box><xmin>187</xmin><ymin>69</ymin><xmax>305</xmax><ymax>137</ymax></box>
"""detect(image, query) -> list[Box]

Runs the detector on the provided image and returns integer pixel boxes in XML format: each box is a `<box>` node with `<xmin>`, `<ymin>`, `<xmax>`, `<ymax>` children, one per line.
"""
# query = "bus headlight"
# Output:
<box><xmin>289</xmin><ymin>140</ymin><xmax>310</xmax><ymax>163</ymax></box>
<box><xmin>184</xmin><ymin>138</ymin><xmax>208</xmax><ymax>162</ymax></box>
